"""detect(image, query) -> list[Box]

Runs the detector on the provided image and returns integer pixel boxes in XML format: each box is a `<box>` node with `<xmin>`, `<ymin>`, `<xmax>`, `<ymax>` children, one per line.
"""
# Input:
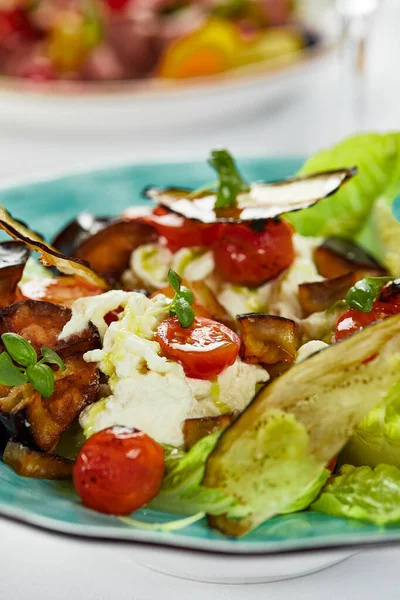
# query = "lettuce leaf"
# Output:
<box><xmin>339</xmin><ymin>379</ymin><xmax>400</xmax><ymax>469</ymax></box>
<box><xmin>286</xmin><ymin>132</ymin><xmax>400</xmax><ymax>241</ymax></box>
<box><xmin>149</xmin><ymin>433</ymin><xmax>247</xmax><ymax>517</ymax></box>
<box><xmin>311</xmin><ymin>464</ymin><xmax>400</xmax><ymax>525</ymax></box>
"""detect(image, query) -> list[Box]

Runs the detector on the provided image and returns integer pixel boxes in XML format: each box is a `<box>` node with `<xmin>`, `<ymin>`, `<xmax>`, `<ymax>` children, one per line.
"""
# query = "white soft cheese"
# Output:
<box><xmin>130</xmin><ymin>243</ymin><xmax>173</xmax><ymax>290</ymax></box>
<box><xmin>172</xmin><ymin>248</ymin><xmax>215</xmax><ymax>281</ymax></box>
<box><xmin>296</xmin><ymin>340</ymin><xmax>328</xmax><ymax>363</ymax></box>
<box><xmin>65</xmin><ymin>291</ymin><xmax>268</xmax><ymax>446</ymax></box>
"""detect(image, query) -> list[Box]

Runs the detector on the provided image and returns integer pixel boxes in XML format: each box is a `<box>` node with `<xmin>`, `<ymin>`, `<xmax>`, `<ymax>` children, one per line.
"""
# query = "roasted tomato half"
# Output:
<box><xmin>156</xmin><ymin>316</ymin><xmax>240</xmax><ymax>380</ymax></box>
<box><xmin>142</xmin><ymin>207</ymin><xmax>221</xmax><ymax>252</ymax></box>
<box><xmin>73</xmin><ymin>426</ymin><xmax>164</xmax><ymax>515</ymax></box>
<box><xmin>212</xmin><ymin>220</ymin><xmax>294</xmax><ymax>287</ymax></box>
<box><xmin>335</xmin><ymin>302</ymin><xmax>398</xmax><ymax>342</ymax></box>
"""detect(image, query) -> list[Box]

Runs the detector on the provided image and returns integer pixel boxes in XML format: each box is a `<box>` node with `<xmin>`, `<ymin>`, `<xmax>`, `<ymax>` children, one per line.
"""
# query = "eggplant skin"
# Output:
<box><xmin>183</xmin><ymin>414</ymin><xmax>236</xmax><ymax>450</ymax></box>
<box><xmin>52</xmin><ymin>214</ymin><xmax>110</xmax><ymax>257</ymax></box>
<box><xmin>0</xmin><ymin>241</ymin><xmax>30</xmax><ymax>309</ymax></box>
<box><xmin>0</xmin><ymin>300</ymin><xmax>100</xmax><ymax>358</ymax></box>
<box><xmin>237</xmin><ymin>314</ymin><xmax>298</xmax><ymax>365</ymax></box>
<box><xmin>314</xmin><ymin>237</ymin><xmax>386</xmax><ymax>279</ymax></box>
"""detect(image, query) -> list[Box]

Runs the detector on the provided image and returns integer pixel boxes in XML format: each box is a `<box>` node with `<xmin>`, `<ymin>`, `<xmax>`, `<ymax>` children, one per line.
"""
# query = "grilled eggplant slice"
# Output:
<box><xmin>298</xmin><ymin>272</ymin><xmax>362</xmax><ymax>316</ymax></box>
<box><xmin>3</xmin><ymin>440</ymin><xmax>73</xmax><ymax>479</ymax></box>
<box><xmin>0</xmin><ymin>300</ymin><xmax>100</xmax><ymax>358</ymax></box>
<box><xmin>314</xmin><ymin>237</ymin><xmax>386</xmax><ymax>279</ymax></box>
<box><xmin>184</xmin><ymin>414</ymin><xmax>236</xmax><ymax>450</ymax></box>
<box><xmin>26</xmin><ymin>356</ymin><xmax>99</xmax><ymax>452</ymax></box>
<box><xmin>0</xmin><ymin>206</ymin><xmax>108</xmax><ymax>290</ymax></box>
<box><xmin>72</xmin><ymin>219</ymin><xmax>157</xmax><ymax>283</ymax></box>
<box><xmin>238</xmin><ymin>314</ymin><xmax>297</xmax><ymax>365</ymax></box>
<box><xmin>203</xmin><ymin>313</ymin><xmax>400</xmax><ymax>535</ymax></box>
<box><xmin>146</xmin><ymin>169</ymin><xmax>356</xmax><ymax>224</ymax></box>
<box><xmin>189</xmin><ymin>280</ymin><xmax>235</xmax><ymax>329</ymax></box>
<box><xmin>52</xmin><ymin>213</ymin><xmax>110</xmax><ymax>257</ymax></box>
<box><xmin>0</xmin><ymin>241</ymin><xmax>30</xmax><ymax>309</ymax></box>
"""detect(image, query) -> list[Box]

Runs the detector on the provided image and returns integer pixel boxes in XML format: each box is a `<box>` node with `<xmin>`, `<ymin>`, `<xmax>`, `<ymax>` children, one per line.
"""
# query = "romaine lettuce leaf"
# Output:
<box><xmin>311</xmin><ymin>464</ymin><xmax>400</xmax><ymax>525</ymax></box>
<box><xmin>286</xmin><ymin>132</ymin><xmax>400</xmax><ymax>240</ymax></box>
<box><xmin>149</xmin><ymin>433</ymin><xmax>246</xmax><ymax>517</ymax></box>
<box><xmin>339</xmin><ymin>379</ymin><xmax>400</xmax><ymax>468</ymax></box>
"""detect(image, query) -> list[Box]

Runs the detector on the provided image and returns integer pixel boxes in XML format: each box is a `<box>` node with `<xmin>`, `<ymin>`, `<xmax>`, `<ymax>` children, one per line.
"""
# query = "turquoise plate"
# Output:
<box><xmin>1</xmin><ymin>157</ymin><xmax>400</xmax><ymax>556</ymax></box>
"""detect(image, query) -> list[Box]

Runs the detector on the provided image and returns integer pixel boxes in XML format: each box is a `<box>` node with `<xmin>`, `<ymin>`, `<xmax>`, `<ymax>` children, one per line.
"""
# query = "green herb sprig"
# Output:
<box><xmin>346</xmin><ymin>276</ymin><xmax>394</xmax><ymax>313</ymax></box>
<box><xmin>0</xmin><ymin>333</ymin><xmax>66</xmax><ymax>398</ymax></box>
<box><xmin>167</xmin><ymin>269</ymin><xmax>195</xmax><ymax>328</ymax></box>
<box><xmin>209</xmin><ymin>149</ymin><xmax>250</xmax><ymax>209</ymax></box>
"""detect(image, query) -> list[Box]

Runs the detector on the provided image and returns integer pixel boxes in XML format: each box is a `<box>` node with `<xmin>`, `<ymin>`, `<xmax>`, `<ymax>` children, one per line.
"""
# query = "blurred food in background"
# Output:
<box><xmin>0</xmin><ymin>0</ymin><xmax>317</xmax><ymax>82</ymax></box>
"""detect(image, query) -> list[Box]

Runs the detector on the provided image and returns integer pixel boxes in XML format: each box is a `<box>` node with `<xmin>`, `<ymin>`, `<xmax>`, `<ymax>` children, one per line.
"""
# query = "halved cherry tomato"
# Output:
<box><xmin>212</xmin><ymin>220</ymin><xmax>294</xmax><ymax>287</ymax></box>
<box><xmin>16</xmin><ymin>276</ymin><xmax>103</xmax><ymax>308</ymax></box>
<box><xmin>156</xmin><ymin>316</ymin><xmax>240</xmax><ymax>380</ymax></box>
<box><xmin>104</xmin><ymin>306</ymin><xmax>124</xmax><ymax>326</ymax></box>
<box><xmin>335</xmin><ymin>301</ymin><xmax>398</xmax><ymax>342</ymax></box>
<box><xmin>142</xmin><ymin>207</ymin><xmax>221</xmax><ymax>253</ymax></box>
<box><xmin>73</xmin><ymin>426</ymin><xmax>164</xmax><ymax>516</ymax></box>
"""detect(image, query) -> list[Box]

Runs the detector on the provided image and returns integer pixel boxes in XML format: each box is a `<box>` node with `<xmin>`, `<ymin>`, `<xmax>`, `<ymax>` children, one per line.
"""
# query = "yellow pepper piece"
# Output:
<box><xmin>238</xmin><ymin>28</ymin><xmax>304</xmax><ymax>67</ymax></box>
<box><xmin>158</xmin><ymin>18</ymin><xmax>244</xmax><ymax>79</ymax></box>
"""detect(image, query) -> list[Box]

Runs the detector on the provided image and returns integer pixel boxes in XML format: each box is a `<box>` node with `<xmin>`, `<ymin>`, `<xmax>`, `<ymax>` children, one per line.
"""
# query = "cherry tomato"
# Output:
<box><xmin>104</xmin><ymin>306</ymin><xmax>124</xmax><ymax>326</ymax></box>
<box><xmin>335</xmin><ymin>301</ymin><xmax>398</xmax><ymax>342</ymax></box>
<box><xmin>16</xmin><ymin>276</ymin><xmax>103</xmax><ymax>308</ymax></box>
<box><xmin>212</xmin><ymin>220</ymin><xmax>294</xmax><ymax>287</ymax></box>
<box><xmin>0</xmin><ymin>9</ymin><xmax>34</xmax><ymax>43</ymax></box>
<box><xmin>142</xmin><ymin>207</ymin><xmax>222</xmax><ymax>252</ymax></box>
<box><xmin>156</xmin><ymin>316</ymin><xmax>240</xmax><ymax>380</ymax></box>
<box><xmin>104</xmin><ymin>0</ymin><xmax>130</xmax><ymax>11</ymax></box>
<box><xmin>327</xmin><ymin>456</ymin><xmax>337</xmax><ymax>474</ymax></box>
<box><xmin>73</xmin><ymin>426</ymin><xmax>164</xmax><ymax>516</ymax></box>
<box><xmin>378</xmin><ymin>281</ymin><xmax>400</xmax><ymax>308</ymax></box>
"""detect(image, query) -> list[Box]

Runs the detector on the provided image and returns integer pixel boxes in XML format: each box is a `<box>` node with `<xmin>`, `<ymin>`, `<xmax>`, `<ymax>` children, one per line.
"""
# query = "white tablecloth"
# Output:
<box><xmin>0</xmin><ymin>2</ymin><xmax>399</xmax><ymax>598</ymax></box>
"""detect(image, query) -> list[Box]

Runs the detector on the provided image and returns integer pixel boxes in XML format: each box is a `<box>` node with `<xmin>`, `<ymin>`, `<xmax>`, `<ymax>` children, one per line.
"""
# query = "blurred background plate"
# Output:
<box><xmin>0</xmin><ymin>27</ymin><xmax>335</xmax><ymax>135</ymax></box>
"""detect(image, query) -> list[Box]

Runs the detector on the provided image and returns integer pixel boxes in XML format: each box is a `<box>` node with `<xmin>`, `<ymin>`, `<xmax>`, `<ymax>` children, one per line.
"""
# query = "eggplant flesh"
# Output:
<box><xmin>52</xmin><ymin>213</ymin><xmax>110</xmax><ymax>257</ymax></box>
<box><xmin>314</xmin><ymin>237</ymin><xmax>386</xmax><ymax>279</ymax></box>
<box><xmin>238</xmin><ymin>313</ymin><xmax>298</xmax><ymax>365</ymax></box>
<box><xmin>183</xmin><ymin>414</ymin><xmax>236</xmax><ymax>450</ymax></box>
<box><xmin>0</xmin><ymin>241</ymin><xmax>30</xmax><ymax>309</ymax></box>
<box><xmin>298</xmin><ymin>272</ymin><xmax>362</xmax><ymax>316</ymax></box>
<box><xmin>3</xmin><ymin>440</ymin><xmax>73</xmax><ymax>479</ymax></box>
<box><xmin>203</xmin><ymin>312</ymin><xmax>400</xmax><ymax>536</ymax></box>
<box><xmin>147</xmin><ymin>168</ymin><xmax>356</xmax><ymax>224</ymax></box>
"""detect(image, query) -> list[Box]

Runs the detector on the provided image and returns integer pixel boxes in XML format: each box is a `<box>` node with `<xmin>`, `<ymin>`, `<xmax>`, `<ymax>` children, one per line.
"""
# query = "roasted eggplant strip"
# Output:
<box><xmin>72</xmin><ymin>219</ymin><xmax>157</xmax><ymax>283</ymax></box>
<box><xmin>203</xmin><ymin>312</ymin><xmax>400</xmax><ymax>536</ymax></box>
<box><xmin>0</xmin><ymin>300</ymin><xmax>100</xmax><ymax>358</ymax></box>
<box><xmin>189</xmin><ymin>280</ymin><xmax>235</xmax><ymax>329</ymax></box>
<box><xmin>237</xmin><ymin>314</ymin><xmax>298</xmax><ymax>365</ymax></box>
<box><xmin>26</xmin><ymin>356</ymin><xmax>99</xmax><ymax>452</ymax></box>
<box><xmin>0</xmin><ymin>242</ymin><xmax>30</xmax><ymax>309</ymax></box>
<box><xmin>314</xmin><ymin>237</ymin><xmax>386</xmax><ymax>279</ymax></box>
<box><xmin>146</xmin><ymin>169</ymin><xmax>356</xmax><ymax>224</ymax></box>
<box><xmin>298</xmin><ymin>272</ymin><xmax>362</xmax><ymax>316</ymax></box>
<box><xmin>0</xmin><ymin>206</ymin><xmax>109</xmax><ymax>290</ymax></box>
<box><xmin>3</xmin><ymin>440</ymin><xmax>73</xmax><ymax>479</ymax></box>
<box><xmin>52</xmin><ymin>213</ymin><xmax>110</xmax><ymax>257</ymax></box>
<box><xmin>183</xmin><ymin>414</ymin><xmax>236</xmax><ymax>450</ymax></box>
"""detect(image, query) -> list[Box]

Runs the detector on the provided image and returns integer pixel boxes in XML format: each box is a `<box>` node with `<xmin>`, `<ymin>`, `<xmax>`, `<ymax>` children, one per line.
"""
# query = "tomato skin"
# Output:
<box><xmin>104</xmin><ymin>307</ymin><xmax>124</xmax><ymax>326</ymax></box>
<box><xmin>327</xmin><ymin>456</ymin><xmax>337</xmax><ymax>474</ymax></box>
<box><xmin>73</xmin><ymin>426</ymin><xmax>164</xmax><ymax>516</ymax></box>
<box><xmin>212</xmin><ymin>220</ymin><xmax>295</xmax><ymax>287</ymax></box>
<box><xmin>156</xmin><ymin>316</ymin><xmax>240</xmax><ymax>380</ymax></box>
<box><xmin>16</xmin><ymin>276</ymin><xmax>103</xmax><ymax>308</ymax></box>
<box><xmin>142</xmin><ymin>207</ymin><xmax>222</xmax><ymax>252</ymax></box>
<box><xmin>335</xmin><ymin>302</ymin><xmax>398</xmax><ymax>342</ymax></box>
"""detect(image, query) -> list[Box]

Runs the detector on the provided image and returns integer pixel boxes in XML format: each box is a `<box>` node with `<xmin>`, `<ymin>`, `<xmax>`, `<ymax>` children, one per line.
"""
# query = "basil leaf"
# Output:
<box><xmin>27</xmin><ymin>363</ymin><xmax>55</xmax><ymax>399</ymax></box>
<box><xmin>174</xmin><ymin>297</ymin><xmax>195</xmax><ymax>328</ymax></box>
<box><xmin>209</xmin><ymin>149</ymin><xmax>250</xmax><ymax>209</ymax></box>
<box><xmin>180</xmin><ymin>286</ymin><xmax>194</xmax><ymax>304</ymax></box>
<box><xmin>346</xmin><ymin>276</ymin><xmax>394</xmax><ymax>313</ymax></box>
<box><xmin>41</xmin><ymin>346</ymin><xmax>66</xmax><ymax>371</ymax></box>
<box><xmin>168</xmin><ymin>269</ymin><xmax>182</xmax><ymax>294</ymax></box>
<box><xmin>1</xmin><ymin>333</ymin><xmax>37</xmax><ymax>367</ymax></box>
<box><xmin>0</xmin><ymin>352</ymin><xmax>28</xmax><ymax>387</ymax></box>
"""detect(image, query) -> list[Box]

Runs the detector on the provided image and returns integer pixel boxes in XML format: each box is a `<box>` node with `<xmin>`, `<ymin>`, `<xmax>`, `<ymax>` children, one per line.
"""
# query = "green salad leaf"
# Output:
<box><xmin>149</xmin><ymin>433</ymin><xmax>246</xmax><ymax>517</ymax></box>
<box><xmin>339</xmin><ymin>379</ymin><xmax>400</xmax><ymax>469</ymax></box>
<box><xmin>287</xmin><ymin>132</ymin><xmax>400</xmax><ymax>241</ymax></box>
<box><xmin>311</xmin><ymin>464</ymin><xmax>400</xmax><ymax>525</ymax></box>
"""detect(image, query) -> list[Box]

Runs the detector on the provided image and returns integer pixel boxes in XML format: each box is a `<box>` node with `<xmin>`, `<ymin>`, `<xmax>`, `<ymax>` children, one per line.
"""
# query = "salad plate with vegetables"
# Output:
<box><xmin>1</xmin><ymin>133</ymin><xmax>400</xmax><ymax>576</ymax></box>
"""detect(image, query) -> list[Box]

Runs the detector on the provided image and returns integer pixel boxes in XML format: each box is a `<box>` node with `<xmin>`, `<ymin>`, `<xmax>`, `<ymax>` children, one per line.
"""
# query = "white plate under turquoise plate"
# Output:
<box><xmin>0</xmin><ymin>157</ymin><xmax>396</xmax><ymax>583</ymax></box>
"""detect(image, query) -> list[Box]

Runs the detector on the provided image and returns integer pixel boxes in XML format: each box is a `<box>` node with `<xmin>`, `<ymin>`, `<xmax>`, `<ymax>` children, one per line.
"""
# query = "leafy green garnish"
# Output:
<box><xmin>346</xmin><ymin>276</ymin><xmax>394</xmax><ymax>313</ymax></box>
<box><xmin>0</xmin><ymin>334</ymin><xmax>65</xmax><ymax>398</ymax></box>
<box><xmin>209</xmin><ymin>149</ymin><xmax>250</xmax><ymax>209</ymax></box>
<box><xmin>167</xmin><ymin>269</ymin><xmax>195</xmax><ymax>328</ymax></box>
<box><xmin>311</xmin><ymin>464</ymin><xmax>400</xmax><ymax>525</ymax></box>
